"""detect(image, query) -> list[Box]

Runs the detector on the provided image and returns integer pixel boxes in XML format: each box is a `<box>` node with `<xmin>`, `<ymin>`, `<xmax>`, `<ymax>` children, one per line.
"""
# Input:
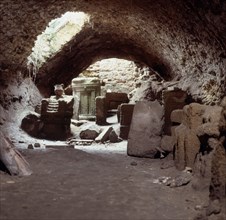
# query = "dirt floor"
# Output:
<box><xmin>0</xmin><ymin>140</ymin><xmax>209</xmax><ymax>220</ymax></box>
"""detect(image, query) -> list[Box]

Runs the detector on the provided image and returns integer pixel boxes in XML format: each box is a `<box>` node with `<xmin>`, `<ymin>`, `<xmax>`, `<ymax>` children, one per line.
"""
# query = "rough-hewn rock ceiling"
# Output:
<box><xmin>0</xmin><ymin>0</ymin><xmax>226</xmax><ymax>103</ymax></box>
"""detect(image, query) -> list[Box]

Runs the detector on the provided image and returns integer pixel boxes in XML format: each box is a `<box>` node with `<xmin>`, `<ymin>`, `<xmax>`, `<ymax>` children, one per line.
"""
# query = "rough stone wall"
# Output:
<box><xmin>0</xmin><ymin>70</ymin><xmax>42</xmax><ymax>125</ymax></box>
<box><xmin>0</xmin><ymin>0</ymin><xmax>226</xmax><ymax>104</ymax></box>
<box><xmin>80</xmin><ymin>59</ymin><xmax>151</xmax><ymax>96</ymax></box>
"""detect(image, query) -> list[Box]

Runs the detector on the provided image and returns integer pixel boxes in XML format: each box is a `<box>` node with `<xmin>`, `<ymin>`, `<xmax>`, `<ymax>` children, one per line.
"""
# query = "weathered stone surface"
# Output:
<box><xmin>160</xmin><ymin>135</ymin><xmax>175</xmax><ymax>153</ymax></box>
<box><xmin>71</xmin><ymin>119</ymin><xmax>87</xmax><ymax>127</ymax></box>
<box><xmin>127</xmin><ymin>100</ymin><xmax>164</xmax><ymax>158</ymax></box>
<box><xmin>105</xmin><ymin>92</ymin><xmax>129</xmax><ymax>110</ymax></box>
<box><xmin>109</xmin><ymin>130</ymin><xmax>119</xmax><ymax>143</ymax></box>
<box><xmin>72</xmin><ymin>77</ymin><xmax>101</xmax><ymax>120</ymax></box>
<box><xmin>189</xmin><ymin>105</ymin><xmax>226</xmax><ymax>195</ymax></box>
<box><xmin>184</xmin><ymin>129</ymin><xmax>201</xmax><ymax>168</ymax></box>
<box><xmin>163</xmin><ymin>89</ymin><xmax>187</xmax><ymax>135</ymax></box>
<box><xmin>174</xmin><ymin>124</ymin><xmax>187</xmax><ymax>170</ymax></box>
<box><xmin>119</xmin><ymin>104</ymin><xmax>135</xmax><ymax>126</ymax></box>
<box><xmin>192</xmin><ymin>152</ymin><xmax>213</xmax><ymax>191</ymax></box>
<box><xmin>182</xmin><ymin>103</ymin><xmax>206</xmax><ymax>130</ymax></box>
<box><xmin>95</xmin><ymin>127</ymin><xmax>113</xmax><ymax>143</ymax></box>
<box><xmin>208</xmin><ymin>138</ymin><xmax>226</xmax><ymax>201</ymax></box>
<box><xmin>170</xmin><ymin>109</ymin><xmax>183</xmax><ymax>124</ymax></box>
<box><xmin>95</xmin><ymin>96</ymin><xmax>107</xmax><ymax>125</ymax></box>
<box><xmin>173</xmin><ymin>102</ymin><xmax>226</xmax><ymax>215</ymax></box>
<box><xmin>119</xmin><ymin>125</ymin><xmax>130</xmax><ymax>140</ymax></box>
<box><xmin>39</xmin><ymin>95</ymin><xmax>74</xmax><ymax>140</ymax></box>
<box><xmin>166</xmin><ymin>172</ymin><xmax>192</xmax><ymax>188</ymax></box>
<box><xmin>220</xmin><ymin>96</ymin><xmax>226</xmax><ymax>111</ymax></box>
<box><xmin>82</xmin><ymin>59</ymin><xmax>150</xmax><ymax>96</ymax></box>
<box><xmin>196</xmin><ymin>106</ymin><xmax>225</xmax><ymax>137</ymax></box>
<box><xmin>118</xmin><ymin>104</ymin><xmax>135</xmax><ymax>140</ymax></box>
<box><xmin>171</xmin><ymin>125</ymin><xmax>179</xmax><ymax>137</ymax></box>
<box><xmin>80</xmin><ymin>124</ymin><xmax>101</xmax><ymax>140</ymax></box>
<box><xmin>174</xmin><ymin>103</ymin><xmax>225</xmax><ymax>171</ymax></box>
<box><xmin>174</xmin><ymin>124</ymin><xmax>200</xmax><ymax>170</ymax></box>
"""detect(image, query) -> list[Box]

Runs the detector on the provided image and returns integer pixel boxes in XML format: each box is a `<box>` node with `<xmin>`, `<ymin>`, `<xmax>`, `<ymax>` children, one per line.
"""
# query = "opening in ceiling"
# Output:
<box><xmin>27</xmin><ymin>11</ymin><xmax>90</xmax><ymax>77</ymax></box>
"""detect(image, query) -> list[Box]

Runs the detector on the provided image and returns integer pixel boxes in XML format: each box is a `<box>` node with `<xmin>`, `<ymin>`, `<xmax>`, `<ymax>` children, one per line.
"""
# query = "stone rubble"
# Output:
<box><xmin>170</xmin><ymin>100</ymin><xmax>226</xmax><ymax>217</ymax></box>
<box><xmin>79</xmin><ymin>124</ymin><xmax>101</xmax><ymax>140</ymax></box>
<box><xmin>95</xmin><ymin>127</ymin><xmax>113</xmax><ymax>143</ymax></box>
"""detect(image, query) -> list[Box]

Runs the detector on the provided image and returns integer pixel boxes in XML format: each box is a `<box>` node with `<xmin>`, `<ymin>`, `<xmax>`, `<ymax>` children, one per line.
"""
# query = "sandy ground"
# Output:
<box><xmin>0</xmin><ymin>141</ymin><xmax>209</xmax><ymax>220</ymax></box>
<box><xmin>0</xmin><ymin>115</ymin><xmax>210</xmax><ymax>220</ymax></box>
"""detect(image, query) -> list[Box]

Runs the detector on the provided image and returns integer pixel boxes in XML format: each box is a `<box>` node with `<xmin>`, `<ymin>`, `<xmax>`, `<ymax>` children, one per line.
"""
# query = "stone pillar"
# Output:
<box><xmin>95</xmin><ymin>96</ymin><xmax>107</xmax><ymax>125</ymax></box>
<box><xmin>72</xmin><ymin>77</ymin><xmax>101</xmax><ymax>120</ymax></box>
<box><xmin>119</xmin><ymin>104</ymin><xmax>135</xmax><ymax>139</ymax></box>
<box><xmin>162</xmin><ymin>88</ymin><xmax>188</xmax><ymax>135</ymax></box>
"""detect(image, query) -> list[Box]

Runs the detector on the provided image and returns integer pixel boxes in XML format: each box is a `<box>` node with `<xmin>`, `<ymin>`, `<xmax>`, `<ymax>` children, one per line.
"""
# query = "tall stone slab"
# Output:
<box><xmin>119</xmin><ymin>104</ymin><xmax>135</xmax><ymax>140</ymax></box>
<box><xmin>174</xmin><ymin>124</ymin><xmax>200</xmax><ymax>170</ymax></box>
<box><xmin>95</xmin><ymin>96</ymin><xmax>107</xmax><ymax>125</ymax></box>
<box><xmin>163</xmin><ymin>89</ymin><xmax>188</xmax><ymax>135</ymax></box>
<box><xmin>127</xmin><ymin>100</ymin><xmax>164</xmax><ymax>158</ymax></box>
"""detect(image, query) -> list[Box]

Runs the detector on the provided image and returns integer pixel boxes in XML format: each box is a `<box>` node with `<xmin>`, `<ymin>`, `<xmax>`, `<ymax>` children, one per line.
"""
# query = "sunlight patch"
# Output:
<box><xmin>27</xmin><ymin>12</ymin><xmax>90</xmax><ymax>77</ymax></box>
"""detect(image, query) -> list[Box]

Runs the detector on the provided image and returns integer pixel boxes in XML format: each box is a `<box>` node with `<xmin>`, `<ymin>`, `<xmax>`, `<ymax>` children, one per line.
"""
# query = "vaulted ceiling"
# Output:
<box><xmin>1</xmin><ymin>0</ymin><xmax>226</xmax><ymax>103</ymax></box>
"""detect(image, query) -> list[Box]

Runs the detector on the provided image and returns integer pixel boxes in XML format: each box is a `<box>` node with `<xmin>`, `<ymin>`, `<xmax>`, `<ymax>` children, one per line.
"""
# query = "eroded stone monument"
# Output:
<box><xmin>127</xmin><ymin>100</ymin><xmax>164</xmax><ymax>158</ymax></box>
<box><xmin>40</xmin><ymin>84</ymin><xmax>74</xmax><ymax>140</ymax></box>
<box><xmin>72</xmin><ymin>77</ymin><xmax>101</xmax><ymax>120</ymax></box>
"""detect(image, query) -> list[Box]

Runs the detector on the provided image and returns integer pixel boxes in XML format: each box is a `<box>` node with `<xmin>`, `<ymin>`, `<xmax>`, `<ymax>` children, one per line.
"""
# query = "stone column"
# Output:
<box><xmin>95</xmin><ymin>96</ymin><xmax>107</xmax><ymax>125</ymax></box>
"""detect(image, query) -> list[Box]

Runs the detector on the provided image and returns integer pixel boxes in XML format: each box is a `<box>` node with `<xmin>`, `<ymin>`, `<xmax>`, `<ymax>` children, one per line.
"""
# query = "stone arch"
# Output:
<box><xmin>32</xmin><ymin>18</ymin><xmax>172</xmax><ymax>96</ymax></box>
<box><xmin>1</xmin><ymin>0</ymin><xmax>225</xmax><ymax>103</ymax></box>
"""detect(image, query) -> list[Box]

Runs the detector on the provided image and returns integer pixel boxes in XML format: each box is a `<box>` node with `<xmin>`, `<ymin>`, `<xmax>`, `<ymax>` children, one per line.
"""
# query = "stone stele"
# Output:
<box><xmin>127</xmin><ymin>100</ymin><xmax>164</xmax><ymax>158</ymax></box>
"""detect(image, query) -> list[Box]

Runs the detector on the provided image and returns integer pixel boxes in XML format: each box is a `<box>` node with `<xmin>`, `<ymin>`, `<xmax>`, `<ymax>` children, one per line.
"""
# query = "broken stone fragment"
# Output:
<box><xmin>182</xmin><ymin>103</ymin><xmax>205</xmax><ymax>130</ymax></box>
<box><xmin>80</xmin><ymin>124</ymin><xmax>101</xmax><ymax>140</ymax></box>
<box><xmin>109</xmin><ymin>129</ymin><xmax>119</xmax><ymax>143</ymax></box>
<box><xmin>166</xmin><ymin>172</ymin><xmax>192</xmax><ymax>188</ymax></box>
<box><xmin>21</xmin><ymin>111</ymin><xmax>42</xmax><ymax>137</ymax></box>
<box><xmin>196</xmin><ymin>105</ymin><xmax>225</xmax><ymax>137</ymax></box>
<box><xmin>34</xmin><ymin>143</ymin><xmax>40</xmax><ymax>148</ymax></box>
<box><xmin>28</xmin><ymin>144</ymin><xmax>34</xmax><ymax>149</ymax></box>
<box><xmin>95</xmin><ymin>127</ymin><xmax>113</xmax><ymax>143</ymax></box>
